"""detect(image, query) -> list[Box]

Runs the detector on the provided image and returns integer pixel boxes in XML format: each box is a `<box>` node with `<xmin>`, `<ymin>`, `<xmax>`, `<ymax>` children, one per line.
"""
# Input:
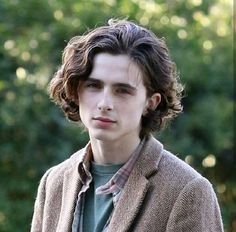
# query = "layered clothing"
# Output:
<box><xmin>31</xmin><ymin>137</ymin><xmax>223</xmax><ymax>232</ymax></box>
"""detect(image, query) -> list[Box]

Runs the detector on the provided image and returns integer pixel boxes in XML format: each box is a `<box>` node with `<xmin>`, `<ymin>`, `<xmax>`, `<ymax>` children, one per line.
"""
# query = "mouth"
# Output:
<box><xmin>93</xmin><ymin>117</ymin><xmax>116</xmax><ymax>123</ymax></box>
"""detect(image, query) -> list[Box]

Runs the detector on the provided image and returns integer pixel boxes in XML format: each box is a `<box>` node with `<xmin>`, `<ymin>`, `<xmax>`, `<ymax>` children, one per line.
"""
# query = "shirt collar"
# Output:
<box><xmin>77</xmin><ymin>142</ymin><xmax>92</xmax><ymax>184</ymax></box>
<box><xmin>96</xmin><ymin>138</ymin><xmax>146</xmax><ymax>195</ymax></box>
<box><xmin>77</xmin><ymin>138</ymin><xmax>146</xmax><ymax>194</ymax></box>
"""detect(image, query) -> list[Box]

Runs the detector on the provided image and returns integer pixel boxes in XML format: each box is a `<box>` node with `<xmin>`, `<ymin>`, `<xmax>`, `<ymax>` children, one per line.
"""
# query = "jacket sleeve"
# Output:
<box><xmin>30</xmin><ymin>168</ymin><xmax>52</xmax><ymax>232</ymax></box>
<box><xmin>166</xmin><ymin>177</ymin><xmax>224</xmax><ymax>232</ymax></box>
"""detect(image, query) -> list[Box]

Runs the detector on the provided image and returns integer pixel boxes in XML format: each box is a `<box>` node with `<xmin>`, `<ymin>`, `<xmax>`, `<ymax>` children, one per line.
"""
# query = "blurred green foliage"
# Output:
<box><xmin>0</xmin><ymin>0</ymin><xmax>234</xmax><ymax>231</ymax></box>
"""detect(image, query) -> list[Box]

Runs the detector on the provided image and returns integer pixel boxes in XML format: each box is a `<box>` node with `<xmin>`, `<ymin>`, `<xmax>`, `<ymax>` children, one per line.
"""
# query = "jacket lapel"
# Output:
<box><xmin>109</xmin><ymin>137</ymin><xmax>163</xmax><ymax>231</ymax></box>
<box><xmin>56</xmin><ymin>150</ymin><xmax>85</xmax><ymax>232</ymax></box>
<box><xmin>109</xmin><ymin>167</ymin><xmax>149</xmax><ymax>231</ymax></box>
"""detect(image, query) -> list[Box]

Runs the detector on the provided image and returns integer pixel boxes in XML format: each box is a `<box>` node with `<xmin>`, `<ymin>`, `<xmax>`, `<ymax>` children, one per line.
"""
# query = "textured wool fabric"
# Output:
<box><xmin>31</xmin><ymin>136</ymin><xmax>223</xmax><ymax>232</ymax></box>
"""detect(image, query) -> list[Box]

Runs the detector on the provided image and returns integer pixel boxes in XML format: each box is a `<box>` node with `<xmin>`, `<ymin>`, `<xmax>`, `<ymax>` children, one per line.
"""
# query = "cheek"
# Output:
<box><xmin>78</xmin><ymin>95</ymin><xmax>90</xmax><ymax>117</ymax></box>
<box><xmin>120</xmin><ymin>102</ymin><xmax>145</xmax><ymax>121</ymax></box>
<box><xmin>79</xmin><ymin>92</ymin><xmax>93</xmax><ymax>108</ymax></box>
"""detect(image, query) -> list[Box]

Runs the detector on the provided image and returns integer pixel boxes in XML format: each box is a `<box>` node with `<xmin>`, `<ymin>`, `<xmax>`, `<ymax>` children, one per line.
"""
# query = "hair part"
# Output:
<box><xmin>49</xmin><ymin>18</ymin><xmax>184</xmax><ymax>138</ymax></box>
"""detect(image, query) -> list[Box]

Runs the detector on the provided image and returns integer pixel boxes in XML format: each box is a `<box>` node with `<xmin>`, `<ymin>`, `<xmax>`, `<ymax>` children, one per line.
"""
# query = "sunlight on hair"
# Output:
<box><xmin>202</xmin><ymin>154</ymin><xmax>216</xmax><ymax>168</ymax></box>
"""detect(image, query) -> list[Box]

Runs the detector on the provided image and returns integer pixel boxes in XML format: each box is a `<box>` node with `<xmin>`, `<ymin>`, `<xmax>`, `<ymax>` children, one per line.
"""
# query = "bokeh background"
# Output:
<box><xmin>0</xmin><ymin>0</ymin><xmax>234</xmax><ymax>231</ymax></box>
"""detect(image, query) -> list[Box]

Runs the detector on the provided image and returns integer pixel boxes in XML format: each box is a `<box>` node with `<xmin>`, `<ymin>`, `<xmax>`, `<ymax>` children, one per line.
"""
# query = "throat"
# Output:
<box><xmin>90</xmin><ymin>137</ymin><xmax>141</xmax><ymax>165</ymax></box>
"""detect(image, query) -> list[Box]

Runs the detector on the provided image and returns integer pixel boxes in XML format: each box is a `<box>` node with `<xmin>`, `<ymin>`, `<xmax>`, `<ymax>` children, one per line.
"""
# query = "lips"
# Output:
<box><xmin>92</xmin><ymin>116</ymin><xmax>116</xmax><ymax>129</ymax></box>
<box><xmin>93</xmin><ymin>117</ymin><xmax>116</xmax><ymax>123</ymax></box>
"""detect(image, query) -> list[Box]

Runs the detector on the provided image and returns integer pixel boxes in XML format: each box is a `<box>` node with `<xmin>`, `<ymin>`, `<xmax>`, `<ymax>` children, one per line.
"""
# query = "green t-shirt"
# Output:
<box><xmin>83</xmin><ymin>162</ymin><xmax>123</xmax><ymax>232</ymax></box>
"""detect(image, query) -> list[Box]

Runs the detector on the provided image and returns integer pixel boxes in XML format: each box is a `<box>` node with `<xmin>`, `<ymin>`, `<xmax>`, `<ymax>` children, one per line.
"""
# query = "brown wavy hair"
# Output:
<box><xmin>49</xmin><ymin>19</ymin><xmax>184</xmax><ymax>138</ymax></box>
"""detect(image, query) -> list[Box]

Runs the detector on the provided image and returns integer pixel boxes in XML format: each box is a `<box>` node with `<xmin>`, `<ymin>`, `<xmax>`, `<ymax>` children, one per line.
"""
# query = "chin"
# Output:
<box><xmin>90</xmin><ymin>131</ymin><xmax>116</xmax><ymax>141</ymax></box>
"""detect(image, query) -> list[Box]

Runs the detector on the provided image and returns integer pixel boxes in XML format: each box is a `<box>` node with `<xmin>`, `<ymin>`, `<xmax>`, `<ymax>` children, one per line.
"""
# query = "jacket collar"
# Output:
<box><xmin>57</xmin><ymin>136</ymin><xmax>163</xmax><ymax>231</ymax></box>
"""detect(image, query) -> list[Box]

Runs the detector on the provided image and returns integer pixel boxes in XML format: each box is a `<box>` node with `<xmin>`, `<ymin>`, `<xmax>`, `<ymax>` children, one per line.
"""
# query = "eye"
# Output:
<box><xmin>85</xmin><ymin>81</ymin><xmax>102</xmax><ymax>89</ymax></box>
<box><xmin>116</xmin><ymin>87</ymin><xmax>130</xmax><ymax>94</ymax></box>
<box><xmin>116</xmin><ymin>86</ymin><xmax>136</xmax><ymax>95</ymax></box>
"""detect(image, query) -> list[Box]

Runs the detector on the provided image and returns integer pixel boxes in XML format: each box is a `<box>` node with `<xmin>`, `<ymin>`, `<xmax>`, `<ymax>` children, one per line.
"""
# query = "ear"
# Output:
<box><xmin>146</xmin><ymin>92</ymin><xmax>161</xmax><ymax>111</ymax></box>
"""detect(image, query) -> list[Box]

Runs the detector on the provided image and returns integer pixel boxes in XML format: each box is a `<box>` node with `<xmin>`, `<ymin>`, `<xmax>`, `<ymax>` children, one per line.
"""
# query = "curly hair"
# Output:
<box><xmin>49</xmin><ymin>19</ymin><xmax>184</xmax><ymax>138</ymax></box>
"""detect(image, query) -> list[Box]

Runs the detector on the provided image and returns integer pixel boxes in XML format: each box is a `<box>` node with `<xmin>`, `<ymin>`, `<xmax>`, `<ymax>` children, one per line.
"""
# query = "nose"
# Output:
<box><xmin>97</xmin><ymin>89</ymin><xmax>114</xmax><ymax>112</ymax></box>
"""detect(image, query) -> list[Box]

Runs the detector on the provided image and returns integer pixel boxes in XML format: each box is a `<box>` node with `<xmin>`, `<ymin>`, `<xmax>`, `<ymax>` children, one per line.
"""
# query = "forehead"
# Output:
<box><xmin>90</xmin><ymin>53</ymin><xmax>143</xmax><ymax>85</ymax></box>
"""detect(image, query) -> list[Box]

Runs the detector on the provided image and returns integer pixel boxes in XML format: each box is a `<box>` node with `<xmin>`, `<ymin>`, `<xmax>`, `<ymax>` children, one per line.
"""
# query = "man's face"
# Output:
<box><xmin>78</xmin><ymin>53</ymin><xmax>154</xmax><ymax>143</ymax></box>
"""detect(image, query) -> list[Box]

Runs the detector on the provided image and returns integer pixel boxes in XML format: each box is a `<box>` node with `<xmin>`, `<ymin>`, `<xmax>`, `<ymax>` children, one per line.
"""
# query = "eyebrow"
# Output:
<box><xmin>86</xmin><ymin>77</ymin><xmax>137</xmax><ymax>91</ymax></box>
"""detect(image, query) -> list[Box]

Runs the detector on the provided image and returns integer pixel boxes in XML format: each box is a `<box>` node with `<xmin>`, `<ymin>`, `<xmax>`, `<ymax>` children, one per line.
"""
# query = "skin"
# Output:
<box><xmin>78</xmin><ymin>53</ymin><xmax>161</xmax><ymax>164</ymax></box>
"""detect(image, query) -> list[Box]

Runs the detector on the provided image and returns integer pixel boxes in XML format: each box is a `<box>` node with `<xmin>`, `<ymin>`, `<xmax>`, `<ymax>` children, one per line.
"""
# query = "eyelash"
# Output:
<box><xmin>85</xmin><ymin>82</ymin><xmax>101</xmax><ymax>89</ymax></box>
<box><xmin>116</xmin><ymin>88</ymin><xmax>130</xmax><ymax>94</ymax></box>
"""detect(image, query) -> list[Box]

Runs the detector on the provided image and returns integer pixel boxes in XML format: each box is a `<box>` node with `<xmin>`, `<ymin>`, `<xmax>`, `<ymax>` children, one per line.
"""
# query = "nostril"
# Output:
<box><xmin>98</xmin><ymin>105</ymin><xmax>112</xmax><ymax>111</ymax></box>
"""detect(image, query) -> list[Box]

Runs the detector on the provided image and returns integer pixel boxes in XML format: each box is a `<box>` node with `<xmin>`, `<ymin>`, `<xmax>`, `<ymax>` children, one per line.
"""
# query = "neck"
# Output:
<box><xmin>90</xmin><ymin>136</ymin><xmax>141</xmax><ymax>165</ymax></box>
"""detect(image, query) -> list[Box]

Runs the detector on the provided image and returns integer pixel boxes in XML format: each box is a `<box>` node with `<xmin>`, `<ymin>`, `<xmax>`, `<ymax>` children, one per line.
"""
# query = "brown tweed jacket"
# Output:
<box><xmin>31</xmin><ymin>137</ymin><xmax>223</xmax><ymax>232</ymax></box>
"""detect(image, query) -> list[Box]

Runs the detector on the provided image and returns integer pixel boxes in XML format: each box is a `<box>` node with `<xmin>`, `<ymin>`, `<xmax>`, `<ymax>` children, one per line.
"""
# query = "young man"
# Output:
<box><xmin>31</xmin><ymin>19</ymin><xmax>223</xmax><ymax>232</ymax></box>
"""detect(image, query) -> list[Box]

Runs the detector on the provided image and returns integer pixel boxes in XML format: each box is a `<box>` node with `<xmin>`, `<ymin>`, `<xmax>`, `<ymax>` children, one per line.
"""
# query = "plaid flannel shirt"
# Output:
<box><xmin>72</xmin><ymin>139</ymin><xmax>145</xmax><ymax>232</ymax></box>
